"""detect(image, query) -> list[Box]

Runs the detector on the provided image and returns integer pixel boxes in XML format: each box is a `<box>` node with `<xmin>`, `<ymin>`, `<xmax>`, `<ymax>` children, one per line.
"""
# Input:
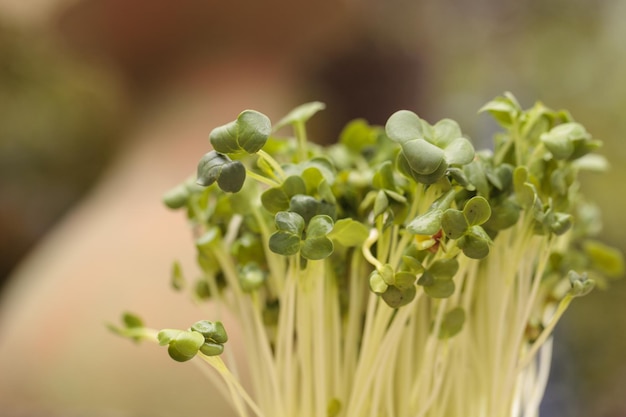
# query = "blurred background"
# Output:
<box><xmin>0</xmin><ymin>0</ymin><xmax>624</xmax><ymax>416</ymax></box>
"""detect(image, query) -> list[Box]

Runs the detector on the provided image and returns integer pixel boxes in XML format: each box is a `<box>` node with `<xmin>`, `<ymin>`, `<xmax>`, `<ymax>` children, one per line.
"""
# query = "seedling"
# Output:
<box><xmin>111</xmin><ymin>94</ymin><xmax>623</xmax><ymax>417</ymax></box>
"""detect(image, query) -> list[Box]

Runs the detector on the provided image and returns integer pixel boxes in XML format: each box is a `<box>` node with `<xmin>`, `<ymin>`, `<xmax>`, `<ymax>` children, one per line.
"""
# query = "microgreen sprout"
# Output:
<box><xmin>112</xmin><ymin>93</ymin><xmax>623</xmax><ymax>417</ymax></box>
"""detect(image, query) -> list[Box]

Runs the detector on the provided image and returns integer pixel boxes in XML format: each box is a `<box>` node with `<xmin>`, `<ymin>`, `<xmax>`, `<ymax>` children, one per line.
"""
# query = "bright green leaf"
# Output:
<box><xmin>443</xmin><ymin>137</ymin><xmax>475</xmax><ymax>166</ymax></box>
<box><xmin>432</xmin><ymin>119</ymin><xmax>463</xmax><ymax>146</ymax></box>
<box><xmin>463</xmin><ymin>196</ymin><xmax>491</xmax><ymax>226</ymax></box>
<box><xmin>385</xmin><ymin>110</ymin><xmax>424</xmax><ymax>144</ymax></box>
<box><xmin>274</xmin><ymin>101</ymin><xmax>326</xmax><ymax>131</ymax></box>
<box><xmin>369</xmin><ymin>271</ymin><xmax>389</xmax><ymax>294</ymax></box>
<box><xmin>328</xmin><ymin>219</ymin><xmax>369</xmax><ymax>247</ymax></box>
<box><xmin>407</xmin><ymin>209</ymin><xmax>443</xmax><ymax>235</ymax></box>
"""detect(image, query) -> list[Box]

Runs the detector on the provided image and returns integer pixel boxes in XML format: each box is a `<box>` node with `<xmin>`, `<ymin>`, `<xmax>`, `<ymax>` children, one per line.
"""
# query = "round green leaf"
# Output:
<box><xmin>274</xmin><ymin>211</ymin><xmax>305</xmax><ymax>234</ymax></box>
<box><xmin>261</xmin><ymin>187</ymin><xmax>291</xmax><ymax>213</ymax></box>
<box><xmin>196</xmin><ymin>151</ymin><xmax>226</xmax><ymax>186</ymax></box>
<box><xmin>163</xmin><ymin>183</ymin><xmax>189</xmax><ymax>209</ymax></box>
<box><xmin>269</xmin><ymin>231</ymin><xmax>301</xmax><ymax>256</ymax></box>
<box><xmin>428</xmin><ymin>258</ymin><xmax>459</xmax><ymax>281</ymax></box>
<box><xmin>432</xmin><ymin>118</ymin><xmax>463</xmax><ymax>146</ymax></box>
<box><xmin>238</xmin><ymin>263</ymin><xmax>266</xmax><ymax>292</ymax></box>
<box><xmin>307</xmin><ymin>215</ymin><xmax>334</xmax><ymax>238</ymax></box>
<box><xmin>289</xmin><ymin>195</ymin><xmax>335</xmax><ymax>224</ymax></box>
<box><xmin>369</xmin><ymin>271</ymin><xmax>389</xmax><ymax>294</ymax></box>
<box><xmin>394</xmin><ymin>271</ymin><xmax>417</xmax><ymax>290</ymax></box>
<box><xmin>167</xmin><ymin>330</ymin><xmax>205</xmax><ymax>362</ymax></box>
<box><xmin>301</xmin><ymin>236</ymin><xmax>334</xmax><ymax>260</ymax></box>
<box><xmin>457</xmin><ymin>226</ymin><xmax>491</xmax><ymax>259</ymax></box>
<box><xmin>216</xmin><ymin>160</ymin><xmax>246</xmax><ymax>193</ymax></box>
<box><xmin>196</xmin><ymin>151</ymin><xmax>246</xmax><ymax>193</ymax></box>
<box><xmin>443</xmin><ymin>137</ymin><xmax>475</xmax><ymax>166</ymax></box>
<box><xmin>261</xmin><ymin>175</ymin><xmax>307</xmax><ymax>213</ymax></box>
<box><xmin>402</xmin><ymin>139</ymin><xmax>445</xmax><ymax>175</ymax></box>
<box><xmin>210</xmin><ymin>110</ymin><xmax>271</xmax><ymax>154</ymax></box>
<box><xmin>441</xmin><ymin>209</ymin><xmax>468</xmax><ymax>239</ymax></box>
<box><xmin>385</xmin><ymin>110</ymin><xmax>424</xmax><ymax>144</ymax></box>
<box><xmin>424</xmin><ymin>279</ymin><xmax>455</xmax><ymax>298</ymax></box>
<box><xmin>200</xmin><ymin>342</ymin><xmax>225</xmax><ymax>356</ymax></box>
<box><xmin>381</xmin><ymin>284</ymin><xmax>416</xmax><ymax>308</ymax></box>
<box><xmin>463</xmin><ymin>196</ymin><xmax>491</xmax><ymax>226</ymax></box>
<box><xmin>191</xmin><ymin>320</ymin><xmax>228</xmax><ymax>344</ymax></box>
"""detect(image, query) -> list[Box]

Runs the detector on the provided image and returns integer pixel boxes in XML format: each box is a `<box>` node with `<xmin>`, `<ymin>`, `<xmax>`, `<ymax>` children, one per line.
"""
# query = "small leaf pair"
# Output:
<box><xmin>418</xmin><ymin>258</ymin><xmax>459</xmax><ymax>298</ymax></box>
<box><xmin>369</xmin><ymin>264</ymin><xmax>417</xmax><ymax>308</ymax></box>
<box><xmin>158</xmin><ymin>320</ymin><xmax>228</xmax><ymax>362</ymax></box>
<box><xmin>269</xmin><ymin>212</ymin><xmax>334</xmax><ymax>260</ymax></box>
<box><xmin>386</xmin><ymin>111</ymin><xmax>475</xmax><ymax>184</ymax></box>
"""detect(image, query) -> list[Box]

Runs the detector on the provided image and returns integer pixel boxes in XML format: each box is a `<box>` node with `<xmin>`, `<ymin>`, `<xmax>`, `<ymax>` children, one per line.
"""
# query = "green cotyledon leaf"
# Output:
<box><xmin>210</xmin><ymin>110</ymin><xmax>271</xmax><ymax>154</ymax></box>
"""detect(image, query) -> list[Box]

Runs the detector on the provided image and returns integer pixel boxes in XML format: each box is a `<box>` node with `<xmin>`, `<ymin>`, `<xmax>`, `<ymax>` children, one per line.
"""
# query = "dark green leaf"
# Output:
<box><xmin>301</xmin><ymin>236</ymin><xmax>334</xmax><ymax>260</ymax></box>
<box><xmin>381</xmin><ymin>284</ymin><xmax>416</xmax><ymax>308</ymax></box>
<box><xmin>269</xmin><ymin>232</ymin><xmax>301</xmax><ymax>256</ymax></box>
<box><xmin>328</xmin><ymin>219</ymin><xmax>369</xmax><ymax>247</ymax></box>
<box><xmin>441</xmin><ymin>209</ymin><xmax>468</xmax><ymax>239</ymax></box>
<box><xmin>210</xmin><ymin>110</ymin><xmax>271</xmax><ymax>154</ymax></box>
<box><xmin>196</xmin><ymin>151</ymin><xmax>246</xmax><ymax>193</ymax></box>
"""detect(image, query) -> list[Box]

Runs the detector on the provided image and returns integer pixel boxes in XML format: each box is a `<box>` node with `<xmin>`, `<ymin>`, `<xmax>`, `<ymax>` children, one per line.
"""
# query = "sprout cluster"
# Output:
<box><xmin>114</xmin><ymin>94</ymin><xmax>623</xmax><ymax>417</ymax></box>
